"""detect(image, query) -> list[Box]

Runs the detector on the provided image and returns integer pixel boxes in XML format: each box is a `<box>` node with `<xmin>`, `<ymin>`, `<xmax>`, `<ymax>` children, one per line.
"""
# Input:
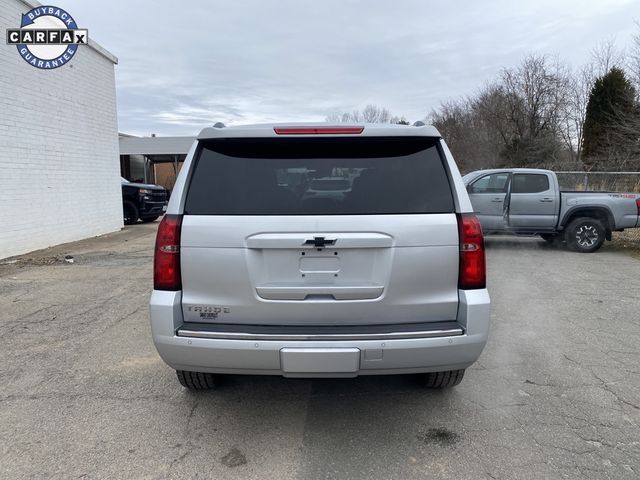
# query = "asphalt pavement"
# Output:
<box><xmin>0</xmin><ymin>223</ymin><xmax>638</xmax><ymax>479</ymax></box>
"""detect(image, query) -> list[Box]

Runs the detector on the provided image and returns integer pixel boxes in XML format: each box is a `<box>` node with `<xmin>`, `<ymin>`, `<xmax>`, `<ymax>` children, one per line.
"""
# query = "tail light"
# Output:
<box><xmin>636</xmin><ymin>198</ymin><xmax>640</xmax><ymax>215</ymax></box>
<box><xmin>457</xmin><ymin>213</ymin><xmax>486</xmax><ymax>289</ymax></box>
<box><xmin>154</xmin><ymin>214</ymin><xmax>183</xmax><ymax>290</ymax></box>
<box><xmin>274</xmin><ymin>126</ymin><xmax>364</xmax><ymax>135</ymax></box>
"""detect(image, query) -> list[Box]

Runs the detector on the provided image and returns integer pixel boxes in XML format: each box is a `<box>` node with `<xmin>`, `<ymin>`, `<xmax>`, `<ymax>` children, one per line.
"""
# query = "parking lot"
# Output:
<box><xmin>0</xmin><ymin>222</ymin><xmax>638</xmax><ymax>479</ymax></box>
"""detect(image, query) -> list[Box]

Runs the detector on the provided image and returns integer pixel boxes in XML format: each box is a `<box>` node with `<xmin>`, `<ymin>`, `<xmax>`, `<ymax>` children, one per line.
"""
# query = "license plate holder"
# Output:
<box><xmin>280</xmin><ymin>348</ymin><xmax>360</xmax><ymax>374</ymax></box>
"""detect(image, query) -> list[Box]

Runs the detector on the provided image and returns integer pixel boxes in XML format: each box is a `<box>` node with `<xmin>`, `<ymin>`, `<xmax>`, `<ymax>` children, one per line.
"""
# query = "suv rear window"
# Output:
<box><xmin>184</xmin><ymin>137</ymin><xmax>454</xmax><ymax>215</ymax></box>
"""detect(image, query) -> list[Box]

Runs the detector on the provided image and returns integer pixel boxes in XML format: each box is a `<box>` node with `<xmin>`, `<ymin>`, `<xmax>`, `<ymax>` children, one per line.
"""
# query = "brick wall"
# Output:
<box><xmin>0</xmin><ymin>0</ymin><xmax>122</xmax><ymax>259</ymax></box>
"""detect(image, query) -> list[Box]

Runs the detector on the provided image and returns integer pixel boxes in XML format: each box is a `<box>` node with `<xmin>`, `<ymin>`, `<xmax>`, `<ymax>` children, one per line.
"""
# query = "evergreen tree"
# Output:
<box><xmin>582</xmin><ymin>68</ymin><xmax>637</xmax><ymax>168</ymax></box>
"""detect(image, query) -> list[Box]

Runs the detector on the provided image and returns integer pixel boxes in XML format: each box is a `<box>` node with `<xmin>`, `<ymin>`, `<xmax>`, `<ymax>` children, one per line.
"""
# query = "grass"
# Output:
<box><xmin>609</xmin><ymin>230</ymin><xmax>640</xmax><ymax>258</ymax></box>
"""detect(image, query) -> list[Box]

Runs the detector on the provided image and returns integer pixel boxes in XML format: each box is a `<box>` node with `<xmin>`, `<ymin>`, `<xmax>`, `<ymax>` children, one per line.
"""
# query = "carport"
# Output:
<box><xmin>118</xmin><ymin>135</ymin><xmax>195</xmax><ymax>190</ymax></box>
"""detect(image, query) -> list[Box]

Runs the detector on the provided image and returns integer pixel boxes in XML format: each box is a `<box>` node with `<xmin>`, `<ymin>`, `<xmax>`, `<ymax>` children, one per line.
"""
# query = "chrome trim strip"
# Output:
<box><xmin>176</xmin><ymin>327</ymin><xmax>464</xmax><ymax>341</ymax></box>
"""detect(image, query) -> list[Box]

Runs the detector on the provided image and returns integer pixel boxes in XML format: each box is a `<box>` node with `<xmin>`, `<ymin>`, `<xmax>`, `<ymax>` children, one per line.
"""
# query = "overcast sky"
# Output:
<box><xmin>57</xmin><ymin>0</ymin><xmax>638</xmax><ymax>136</ymax></box>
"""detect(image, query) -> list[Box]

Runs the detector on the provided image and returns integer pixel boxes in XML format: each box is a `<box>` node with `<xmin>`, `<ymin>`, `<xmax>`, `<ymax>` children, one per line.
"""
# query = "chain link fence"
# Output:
<box><xmin>555</xmin><ymin>171</ymin><xmax>640</xmax><ymax>250</ymax></box>
<box><xmin>555</xmin><ymin>171</ymin><xmax>640</xmax><ymax>192</ymax></box>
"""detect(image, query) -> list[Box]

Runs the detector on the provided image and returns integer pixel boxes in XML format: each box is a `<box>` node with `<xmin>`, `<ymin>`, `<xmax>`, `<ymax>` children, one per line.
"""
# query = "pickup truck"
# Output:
<box><xmin>121</xmin><ymin>177</ymin><xmax>168</xmax><ymax>225</ymax></box>
<box><xmin>463</xmin><ymin>168</ymin><xmax>640</xmax><ymax>252</ymax></box>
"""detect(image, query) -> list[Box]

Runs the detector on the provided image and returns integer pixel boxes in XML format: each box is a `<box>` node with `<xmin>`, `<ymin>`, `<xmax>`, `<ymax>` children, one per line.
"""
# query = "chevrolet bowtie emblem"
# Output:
<box><xmin>303</xmin><ymin>237</ymin><xmax>337</xmax><ymax>248</ymax></box>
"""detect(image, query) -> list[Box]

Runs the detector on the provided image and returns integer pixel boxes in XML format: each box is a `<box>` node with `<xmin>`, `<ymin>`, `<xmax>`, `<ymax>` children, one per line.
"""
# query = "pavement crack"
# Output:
<box><xmin>588</xmin><ymin>367</ymin><xmax>640</xmax><ymax>411</ymax></box>
<box><xmin>105</xmin><ymin>304</ymin><xmax>146</xmax><ymax>330</ymax></box>
<box><xmin>166</xmin><ymin>399</ymin><xmax>200</xmax><ymax>473</ymax></box>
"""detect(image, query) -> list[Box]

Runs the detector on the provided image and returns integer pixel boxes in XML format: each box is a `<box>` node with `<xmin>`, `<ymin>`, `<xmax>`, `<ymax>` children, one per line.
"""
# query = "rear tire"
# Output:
<box><xmin>123</xmin><ymin>201</ymin><xmax>139</xmax><ymax>225</ymax></box>
<box><xmin>422</xmin><ymin>369</ymin><xmax>465</xmax><ymax>388</ymax></box>
<box><xmin>564</xmin><ymin>217</ymin><xmax>605</xmax><ymax>253</ymax></box>
<box><xmin>141</xmin><ymin>216</ymin><xmax>160</xmax><ymax>223</ymax></box>
<box><xmin>176</xmin><ymin>370</ymin><xmax>220</xmax><ymax>390</ymax></box>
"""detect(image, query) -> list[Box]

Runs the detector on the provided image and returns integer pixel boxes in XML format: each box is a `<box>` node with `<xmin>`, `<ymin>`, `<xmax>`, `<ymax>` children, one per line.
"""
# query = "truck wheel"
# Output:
<box><xmin>176</xmin><ymin>370</ymin><xmax>220</xmax><ymax>390</ymax></box>
<box><xmin>123</xmin><ymin>201</ymin><xmax>139</xmax><ymax>225</ymax></box>
<box><xmin>141</xmin><ymin>216</ymin><xmax>159</xmax><ymax>223</ymax></box>
<box><xmin>540</xmin><ymin>233</ymin><xmax>559</xmax><ymax>244</ymax></box>
<box><xmin>422</xmin><ymin>369</ymin><xmax>465</xmax><ymax>388</ymax></box>
<box><xmin>564</xmin><ymin>217</ymin><xmax>605</xmax><ymax>253</ymax></box>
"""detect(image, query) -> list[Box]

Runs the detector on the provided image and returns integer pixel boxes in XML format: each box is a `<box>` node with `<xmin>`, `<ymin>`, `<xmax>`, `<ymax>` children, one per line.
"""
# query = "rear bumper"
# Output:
<box><xmin>149</xmin><ymin>289</ymin><xmax>490</xmax><ymax>377</ymax></box>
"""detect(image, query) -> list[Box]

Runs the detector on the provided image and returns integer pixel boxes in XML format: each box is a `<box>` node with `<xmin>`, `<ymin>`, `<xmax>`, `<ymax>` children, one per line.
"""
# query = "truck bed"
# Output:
<box><xmin>559</xmin><ymin>191</ymin><xmax>640</xmax><ymax>230</ymax></box>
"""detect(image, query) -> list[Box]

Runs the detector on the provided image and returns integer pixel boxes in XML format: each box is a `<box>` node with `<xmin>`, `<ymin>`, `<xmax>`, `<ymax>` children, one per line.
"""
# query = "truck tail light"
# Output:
<box><xmin>274</xmin><ymin>126</ymin><xmax>364</xmax><ymax>135</ymax></box>
<box><xmin>457</xmin><ymin>213</ymin><xmax>486</xmax><ymax>289</ymax></box>
<box><xmin>636</xmin><ymin>198</ymin><xmax>640</xmax><ymax>215</ymax></box>
<box><xmin>154</xmin><ymin>214</ymin><xmax>183</xmax><ymax>291</ymax></box>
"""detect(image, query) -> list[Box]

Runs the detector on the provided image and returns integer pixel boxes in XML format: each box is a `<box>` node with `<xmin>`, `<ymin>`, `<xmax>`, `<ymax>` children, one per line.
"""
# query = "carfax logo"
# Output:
<box><xmin>5</xmin><ymin>5</ymin><xmax>88</xmax><ymax>69</ymax></box>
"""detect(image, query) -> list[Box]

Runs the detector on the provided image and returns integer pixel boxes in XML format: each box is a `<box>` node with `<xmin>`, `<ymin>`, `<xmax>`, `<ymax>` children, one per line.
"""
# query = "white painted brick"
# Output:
<box><xmin>0</xmin><ymin>0</ymin><xmax>122</xmax><ymax>259</ymax></box>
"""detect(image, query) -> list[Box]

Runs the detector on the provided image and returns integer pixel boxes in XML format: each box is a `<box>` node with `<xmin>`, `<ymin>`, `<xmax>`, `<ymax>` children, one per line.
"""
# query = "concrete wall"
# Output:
<box><xmin>0</xmin><ymin>0</ymin><xmax>122</xmax><ymax>259</ymax></box>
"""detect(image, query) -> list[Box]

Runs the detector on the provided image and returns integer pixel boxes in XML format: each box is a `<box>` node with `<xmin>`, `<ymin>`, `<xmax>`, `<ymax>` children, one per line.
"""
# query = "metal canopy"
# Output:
<box><xmin>118</xmin><ymin>136</ymin><xmax>195</xmax><ymax>158</ymax></box>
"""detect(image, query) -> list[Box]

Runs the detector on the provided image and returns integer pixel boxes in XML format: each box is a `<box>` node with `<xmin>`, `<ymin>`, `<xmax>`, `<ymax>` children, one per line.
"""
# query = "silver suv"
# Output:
<box><xmin>149</xmin><ymin>123</ymin><xmax>490</xmax><ymax>389</ymax></box>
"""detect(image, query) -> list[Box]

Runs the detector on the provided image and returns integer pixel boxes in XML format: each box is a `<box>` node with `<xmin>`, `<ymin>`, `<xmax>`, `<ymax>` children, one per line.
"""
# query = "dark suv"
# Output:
<box><xmin>121</xmin><ymin>177</ymin><xmax>168</xmax><ymax>225</ymax></box>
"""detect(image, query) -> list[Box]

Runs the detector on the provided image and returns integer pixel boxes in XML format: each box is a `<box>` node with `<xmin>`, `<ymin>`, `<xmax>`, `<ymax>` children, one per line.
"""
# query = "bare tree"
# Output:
<box><xmin>557</xmin><ymin>64</ymin><xmax>594</xmax><ymax>166</ymax></box>
<box><xmin>326</xmin><ymin>112</ymin><xmax>354</xmax><ymax>123</ymax></box>
<box><xmin>325</xmin><ymin>112</ymin><xmax>342</xmax><ymax>123</ymax></box>
<box><xmin>591</xmin><ymin>39</ymin><xmax>624</xmax><ymax>77</ymax></box>
<box><xmin>430</xmin><ymin>98</ymin><xmax>477</xmax><ymax>170</ymax></box>
<box><xmin>361</xmin><ymin>104</ymin><xmax>392</xmax><ymax>123</ymax></box>
<box><xmin>431</xmin><ymin>55</ymin><xmax>573</xmax><ymax>169</ymax></box>
<box><xmin>326</xmin><ymin>104</ymin><xmax>400</xmax><ymax>123</ymax></box>
<box><xmin>430</xmin><ymin>27</ymin><xmax>640</xmax><ymax>172</ymax></box>
<box><xmin>494</xmin><ymin>54</ymin><xmax>568</xmax><ymax>166</ymax></box>
<box><xmin>390</xmin><ymin>116</ymin><xmax>410</xmax><ymax>125</ymax></box>
<box><xmin>627</xmin><ymin>21</ymin><xmax>640</xmax><ymax>96</ymax></box>
<box><xmin>430</xmin><ymin>83</ymin><xmax>514</xmax><ymax>171</ymax></box>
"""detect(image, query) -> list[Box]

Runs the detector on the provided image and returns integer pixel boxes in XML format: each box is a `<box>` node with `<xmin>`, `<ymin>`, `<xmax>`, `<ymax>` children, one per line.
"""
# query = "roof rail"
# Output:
<box><xmin>213</xmin><ymin>122</ymin><xmax>226</xmax><ymax>128</ymax></box>
<box><xmin>413</xmin><ymin>121</ymin><xmax>426</xmax><ymax>127</ymax></box>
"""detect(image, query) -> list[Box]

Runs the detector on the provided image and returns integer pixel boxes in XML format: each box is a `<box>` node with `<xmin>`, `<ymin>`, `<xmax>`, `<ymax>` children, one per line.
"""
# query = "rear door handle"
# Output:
<box><xmin>539</xmin><ymin>198</ymin><xmax>553</xmax><ymax>203</ymax></box>
<box><xmin>490</xmin><ymin>198</ymin><xmax>503</xmax><ymax>203</ymax></box>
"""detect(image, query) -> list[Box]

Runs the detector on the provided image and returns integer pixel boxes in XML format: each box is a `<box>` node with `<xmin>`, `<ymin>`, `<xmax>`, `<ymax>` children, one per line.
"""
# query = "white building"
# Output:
<box><xmin>0</xmin><ymin>0</ymin><xmax>121</xmax><ymax>259</ymax></box>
